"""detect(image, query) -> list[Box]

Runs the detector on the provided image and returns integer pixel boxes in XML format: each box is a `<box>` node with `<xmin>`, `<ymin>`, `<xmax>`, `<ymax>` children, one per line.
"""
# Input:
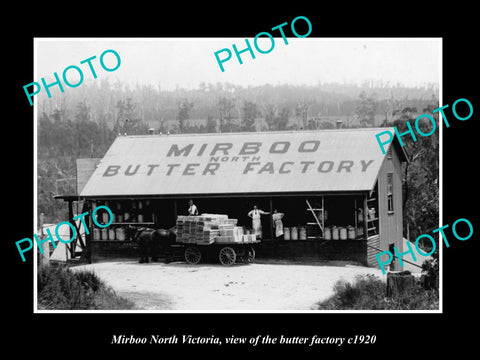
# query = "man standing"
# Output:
<box><xmin>248</xmin><ymin>205</ymin><xmax>270</xmax><ymax>239</ymax></box>
<box><xmin>272</xmin><ymin>209</ymin><xmax>285</xmax><ymax>240</ymax></box>
<box><xmin>188</xmin><ymin>199</ymin><xmax>198</xmax><ymax>216</ymax></box>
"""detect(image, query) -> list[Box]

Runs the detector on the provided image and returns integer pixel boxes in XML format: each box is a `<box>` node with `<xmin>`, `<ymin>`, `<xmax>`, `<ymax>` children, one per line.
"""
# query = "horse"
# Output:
<box><xmin>126</xmin><ymin>226</ymin><xmax>176</xmax><ymax>263</ymax></box>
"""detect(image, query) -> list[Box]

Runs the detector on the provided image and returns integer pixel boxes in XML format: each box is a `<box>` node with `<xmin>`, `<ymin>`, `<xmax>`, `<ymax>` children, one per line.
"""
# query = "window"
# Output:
<box><xmin>387</xmin><ymin>173</ymin><xmax>394</xmax><ymax>212</ymax></box>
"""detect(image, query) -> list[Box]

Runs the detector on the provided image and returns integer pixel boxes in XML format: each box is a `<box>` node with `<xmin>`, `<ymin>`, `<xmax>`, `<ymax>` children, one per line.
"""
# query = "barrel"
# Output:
<box><xmin>347</xmin><ymin>226</ymin><xmax>356</xmax><ymax>240</ymax></box>
<box><xmin>101</xmin><ymin>228</ymin><xmax>108</xmax><ymax>240</ymax></box>
<box><xmin>291</xmin><ymin>227</ymin><xmax>298</xmax><ymax>240</ymax></box>
<box><xmin>299</xmin><ymin>227</ymin><xmax>307</xmax><ymax>240</ymax></box>
<box><xmin>108</xmin><ymin>228</ymin><xmax>116</xmax><ymax>240</ymax></box>
<box><xmin>116</xmin><ymin>227</ymin><xmax>126</xmax><ymax>241</ymax></box>
<box><xmin>102</xmin><ymin>211</ymin><xmax>110</xmax><ymax>224</ymax></box>
<box><xmin>284</xmin><ymin>227</ymin><xmax>290</xmax><ymax>240</ymax></box>
<box><xmin>357</xmin><ymin>208</ymin><xmax>364</xmax><ymax>223</ymax></box>
<box><xmin>324</xmin><ymin>227</ymin><xmax>331</xmax><ymax>240</ymax></box>
<box><xmin>339</xmin><ymin>227</ymin><xmax>347</xmax><ymax>240</ymax></box>
<box><xmin>332</xmin><ymin>226</ymin><xmax>339</xmax><ymax>240</ymax></box>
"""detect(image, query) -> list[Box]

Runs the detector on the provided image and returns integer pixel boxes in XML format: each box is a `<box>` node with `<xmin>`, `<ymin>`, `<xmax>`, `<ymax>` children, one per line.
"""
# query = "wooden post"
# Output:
<box><xmin>321</xmin><ymin>195</ymin><xmax>325</xmax><ymax>237</ymax></box>
<box><xmin>38</xmin><ymin>213</ymin><xmax>49</xmax><ymax>265</ymax></box>
<box><xmin>269</xmin><ymin>197</ymin><xmax>273</xmax><ymax>241</ymax></box>
<box><xmin>363</xmin><ymin>195</ymin><xmax>368</xmax><ymax>240</ymax></box>
<box><xmin>386</xmin><ymin>271</ymin><xmax>414</xmax><ymax>297</ymax></box>
<box><xmin>67</xmin><ymin>199</ymin><xmax>75</xmax><ymax>258</ymax></box>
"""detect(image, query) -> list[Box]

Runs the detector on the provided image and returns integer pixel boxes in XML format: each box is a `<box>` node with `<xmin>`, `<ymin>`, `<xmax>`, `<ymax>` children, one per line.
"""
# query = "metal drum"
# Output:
<box><xmin>332</xmin><ymin>226</ymin><xmax>339</xmax><ymax>240</ymax></box>
<box><xmin>347</xmin><ymin>226</ymin><xmax>356</xmax><ymax>240</ymax></box>
<box><xmin>116</xmin><ymin>227</ymin><xmax>126</xmax><ymax>241</ymax></box>
<box><xmin>102</xmin><ymin>211</ymin><xmax>110</xmax><ymax>224</ymax></box>
<box><xmin>299</xmin><ymin>227</ymin><xmax>307</xmax><ymax>240</ymax></box>
<box><xmin>291</xmin><ymin>227</ymin><xmax>298</xmax><ymax>240</ymax></box>
<box><xmin>101</xmin><ymin>228</ymin><xmax>108</xmax><ymax>240</ymax></box>
<box><xmin>324</xmin><ymin>227</ymin><xmax>331</xmax><ymax>240</ymax></box>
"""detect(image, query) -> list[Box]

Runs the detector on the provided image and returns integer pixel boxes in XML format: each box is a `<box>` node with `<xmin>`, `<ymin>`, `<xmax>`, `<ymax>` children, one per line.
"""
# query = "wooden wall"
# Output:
<box><xmin>255</xmin><ymin>240</ymin><xmax>368</xmax><ymax>265</ymax></box>
<box><xmin>90</xmin><ymin>240</ymin><xmax>368</xmax><ymax>265</ymax></box>
<box><xmin>376</xmin><ymin>145</ymin><xmax>404</xmax><ymax>270</ymax></box>
<box><xmin>366</xmin><ymin>235</ymin><xmax>380</xmax><ymax>267</ymax></box>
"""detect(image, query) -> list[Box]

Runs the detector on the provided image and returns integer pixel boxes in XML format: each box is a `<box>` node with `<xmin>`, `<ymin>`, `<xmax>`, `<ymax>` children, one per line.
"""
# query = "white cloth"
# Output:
<box><xmin>272</xmin><ymin>213</ymin><xmax>284</xmax><ymax>237</ymax></box>
<box><xmin>248</xmin><ymin>209</ymin><xmax>267</xmax><ymax>238</ymax></box>
<box><xmin>188</xmin><ymin>204</ymin><xmax>198</xmax><ymax>216</ymax></box>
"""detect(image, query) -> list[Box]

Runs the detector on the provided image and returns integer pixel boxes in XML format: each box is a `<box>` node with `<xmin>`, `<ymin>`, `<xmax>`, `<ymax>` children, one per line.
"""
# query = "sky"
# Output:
<box><xmin>35</xmin><ymin>38</ymin><xmax>441</xmax><ymax>91</ymax></box>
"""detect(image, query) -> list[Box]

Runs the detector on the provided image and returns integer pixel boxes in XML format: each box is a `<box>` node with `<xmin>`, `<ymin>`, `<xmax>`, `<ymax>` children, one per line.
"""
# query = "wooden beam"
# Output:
<box><xmin>363</xmin><ymin>195</ymin><xmax>368</xmax><ymax>240</ymax></box>
<box><xmin>269</xmin><ymin>197</ymin><xmax>273</xmax><ymax>240</ymax></box>
<box><xmin>67</xmin><ymin>199</ymin><xmax>75</xmax><ymax>258</ymax></box>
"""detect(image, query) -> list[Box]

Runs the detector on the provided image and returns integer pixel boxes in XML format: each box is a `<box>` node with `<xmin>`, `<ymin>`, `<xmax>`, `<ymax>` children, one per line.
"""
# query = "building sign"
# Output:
<box><xmin>81</xmin><ymin>130</ymin><xmax>388</xmax><ymax>196</ymax></box>
<box><xmin>101</xmin><ymin>141</ymin><xmax>375</xmax><ymax>178</ymax></box>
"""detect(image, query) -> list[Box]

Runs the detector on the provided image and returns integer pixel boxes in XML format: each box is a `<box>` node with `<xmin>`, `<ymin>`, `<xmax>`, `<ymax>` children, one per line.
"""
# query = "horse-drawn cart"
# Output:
<box><xmin>183</xmin><ymin>239</ymin><xmax>259</xmax><ymax>266</ymax></box>
<box><xmin>176</xmin><ymin>214</ymin><xmax>259</xmax><ymax>266</ymax></box>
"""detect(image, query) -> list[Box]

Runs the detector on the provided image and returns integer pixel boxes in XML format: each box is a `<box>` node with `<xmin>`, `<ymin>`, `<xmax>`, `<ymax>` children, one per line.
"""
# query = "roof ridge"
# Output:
<box><xmin>119</xmin><ymin>127</ymin><xmax>394</xmax><ymax>138</ymax></box>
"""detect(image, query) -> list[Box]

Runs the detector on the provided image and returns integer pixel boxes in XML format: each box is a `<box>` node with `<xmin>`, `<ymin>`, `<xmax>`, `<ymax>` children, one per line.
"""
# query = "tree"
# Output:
<box><xmin>75</xmin><ymin>99</ymin><xmax>90</xmax><ymax>123</ymax></box>
<box><xmin>395</xmin><ymin>100</ymin><xmax>439</xmax><ymax>243</ymax></box>
<box><xmin>318</xmin><ymin>120</ymin><xmax>335</xmax><ymax>129</ymax></box>
<box><xmin>295</xmin><ymin>99</ymin><xmax>309</xmax><ymax>129</ymax></box>
<box><xmin>205</xmin><ymin>115</ymin><xmax>217</xmax><ymax>133</ymax></box>
<box><xmin>115</xmin><ymin>98</ymin><xmax>136</xmax><ymax>134</ymax></box>
<box><xmin>265</xmin><ymin>105</ymin><xmax>290</xmax><ymax>131</ymax></box>
<box><xmin>241</xmin><ymin>101</ymin><xmax>259</xmax><ymax>131</ymax></box>
<box><xmin>355</xmin><ymin>91</ymin><xmax>377</xmax><ymax>127</ymax></box>
<box><xmin>264</xmin><ymin>104</ymin><xmax>277</xmax><ymax>130</ymax></box>
<box><xmin>276</xmin><ymin>107</ymin><xmax>290</xmax><ymax>130</ymax></box>
<box><xmin>176</xmin><ymin>99</ymin><xmax>194</xmax><ymax>133</ymax></box>
<box><xmin>217</xmin><ymin>97</ymin><xmax>235</xmax><ymax>132</ymax></box>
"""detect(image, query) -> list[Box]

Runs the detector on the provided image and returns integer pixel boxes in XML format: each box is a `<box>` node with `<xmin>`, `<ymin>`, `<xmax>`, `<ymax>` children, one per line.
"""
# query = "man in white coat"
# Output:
<box><xmin>188</xmin><ymin>199</ymin><xmax>198</xmax><ymax>216</ymax></box>
<box><xmin>248</xmin><ymin>205</ymin><xmax>270</xmax><ymax>239</ymax></box>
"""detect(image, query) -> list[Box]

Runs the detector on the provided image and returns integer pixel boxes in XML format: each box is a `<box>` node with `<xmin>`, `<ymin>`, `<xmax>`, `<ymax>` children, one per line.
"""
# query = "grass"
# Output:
<box><xmin>37</xmin><ymin>264</ymin><xmax>135</xmax><ymax>310</ymax></box>
<box><xmin>315</xmin><ymin>274</ymin><xmax>439</xmax><ymax>310</ymax></box>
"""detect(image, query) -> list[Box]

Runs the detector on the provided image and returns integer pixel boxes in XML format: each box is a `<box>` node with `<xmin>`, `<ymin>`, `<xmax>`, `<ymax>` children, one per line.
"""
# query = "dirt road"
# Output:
<box><xmin>72</xmin><ymin>260</ymin><xmax>385</xmax><ymax>311</ymax></box>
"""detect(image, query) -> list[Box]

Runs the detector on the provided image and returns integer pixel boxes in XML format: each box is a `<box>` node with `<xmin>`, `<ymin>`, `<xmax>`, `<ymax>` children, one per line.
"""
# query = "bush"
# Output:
<box><xmin>315</xmin><ymin>274</ymin><xmax>439</xmax><ymax>310</ymax></box>
<box><xmin>37</xmin><ymin>264</ymin><xmax>135</xmax><ymax>310</ymax></box>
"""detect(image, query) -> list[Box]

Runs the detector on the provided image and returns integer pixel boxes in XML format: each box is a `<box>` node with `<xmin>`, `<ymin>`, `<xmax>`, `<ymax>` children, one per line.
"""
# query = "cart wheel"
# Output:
<box><xmin>245</xmin><ymin>246</ymin><xmax>255</xmax><ymax>263</ymax></box>
<box><xmin>185</xmin><ymin>246</ymin><xmax>201</xmax><ymax>265</ymax></box>
<box><xmin>219</xmin><ymin>246</ymin><xmax>236</xmax><ymax>266</ymax></box>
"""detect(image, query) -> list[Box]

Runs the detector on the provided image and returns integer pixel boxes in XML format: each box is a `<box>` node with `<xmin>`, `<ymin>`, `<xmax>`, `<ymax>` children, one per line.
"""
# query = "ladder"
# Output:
<box><xmin>366</xmin><ymin>190</ymin><xmax>378</xmax><ymax>238</ymax></box>
<box><xmin>306</xmin><ymin>199</ymin><xmax>324</xmax><ymax>239</ymax></box>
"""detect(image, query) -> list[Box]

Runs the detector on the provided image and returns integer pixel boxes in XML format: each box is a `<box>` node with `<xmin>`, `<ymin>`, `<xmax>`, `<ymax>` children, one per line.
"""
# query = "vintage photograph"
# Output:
<box><xmin>34</xmin><ymin>37</ymin><xmax>441</xmax><ymax>312</ymax></box>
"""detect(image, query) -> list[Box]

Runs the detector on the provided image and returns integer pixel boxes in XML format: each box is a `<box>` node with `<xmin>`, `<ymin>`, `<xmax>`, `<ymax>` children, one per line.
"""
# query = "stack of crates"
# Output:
<box><xmin>176</xmin><ymin>214</ymin><xmax>239</xmax><ymax>244</ymax></box>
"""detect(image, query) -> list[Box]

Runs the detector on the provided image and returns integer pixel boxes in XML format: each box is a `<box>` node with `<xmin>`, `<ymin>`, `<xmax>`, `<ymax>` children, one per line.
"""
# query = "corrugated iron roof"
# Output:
<box><xmin>80</xmin><ymin>128</ymin><xmax>403</xmax><ymax>197</ymax></box>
